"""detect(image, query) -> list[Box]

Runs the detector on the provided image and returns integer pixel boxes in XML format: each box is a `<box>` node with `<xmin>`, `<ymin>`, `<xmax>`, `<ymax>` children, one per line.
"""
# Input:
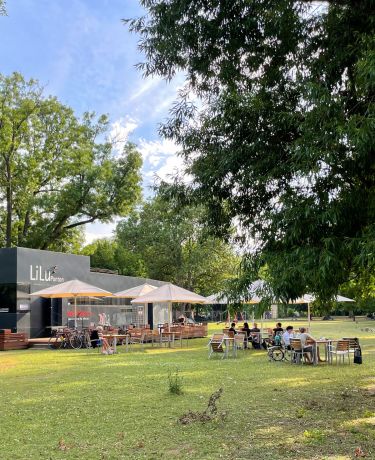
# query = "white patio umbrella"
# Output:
<box><xmin>291</xmin><ymin>294</ymin><xmax>355</xmax><ymax>329</ymax></box>
<box><xmin>114</xmin><ymin>283</ymin><xmax>158</xmax><ymax>298</ymax></box>
<box><xmin>131</xmin><ymin>282</ymin><xmax>208</xmax><ymax>328</ymax></box>
<box><xmin>31</xmin><ymin>279</ymin><xmax>113</xmax><ymax>328</ymax></box>
<box><xmin>115</xmin><ymin>283</ymin><xmax>158</xmax><ymax>326</ymax></box>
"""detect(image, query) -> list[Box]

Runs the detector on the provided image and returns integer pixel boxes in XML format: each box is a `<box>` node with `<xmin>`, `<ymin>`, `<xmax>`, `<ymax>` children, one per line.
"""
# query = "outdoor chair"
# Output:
<box><xmin>250</xmin><ymin>332</ymin><xmax>261</xmax><ymax>349</ymax></box>
<box><xmin>129</xmin><ymin>332</ymin><xmax>147</xmax><ymax>350</ymax></box>
<box><xmin>289</xmin><ymin>339</ymin><xmax>310</xmax><ymax>364</ymax></box>
<box><xmin>234</xmin><ymin>333</ymin><xmax>246</xmax><ymax>351</ymax></box>
<box><xmin>328</xmin><ymin>340</ymin><xmax>351</xmax><ymax>364</ymax></box>
<box><xmin>208</xmin><ymin>334</ymin><xmax>226</xmax><ymax>359</ymax></box>
<box><xmin>342</xmin><ymin>337</ymin><xmax>360</xmax><ymax>358</ymax></box>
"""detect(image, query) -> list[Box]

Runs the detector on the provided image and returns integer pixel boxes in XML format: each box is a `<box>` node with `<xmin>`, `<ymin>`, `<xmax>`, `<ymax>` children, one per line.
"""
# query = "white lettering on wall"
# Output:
<box><xmin>29</xmin><ymin>265</ymin><xmax>64</xmax><ymax>283</ymax></box>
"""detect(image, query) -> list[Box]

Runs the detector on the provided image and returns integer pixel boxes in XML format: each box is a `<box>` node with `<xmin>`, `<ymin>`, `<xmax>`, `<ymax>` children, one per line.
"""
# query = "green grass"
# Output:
<box><xmin>1</xmin><ymin>319</ymin><xmax>375</xmax><ymax>460</ymax></box>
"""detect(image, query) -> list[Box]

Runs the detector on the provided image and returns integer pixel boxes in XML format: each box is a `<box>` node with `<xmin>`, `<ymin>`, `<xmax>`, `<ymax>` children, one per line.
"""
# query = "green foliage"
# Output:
<box><xmin>127</xmin><ymin>1</ymin><xmax>375</xmax><ymax>303</ymax></box>
<box><xmin>167</xmin><ymin>368</ymin><xmax>183</xmax><ymax>395</ymax></box>
<box><xmin>114</xmin><ymin>195</ymin><xmax>240</xmax><ymax>294</ymax></box>
<box><xmin>340</xmin><ymin>270</ymin><xmax>375</xmax><ymax>313</ymax></box>
<box><xmin>0</xmin><ymin>72</ymin><xmax>142</xmax><ymax>249</ymax></box>
<box><xmin>0</xmin><ymin>1</ymin><xmax>6</xmax><ymax>15</ymax></box>
<box><xmin>82</xmin><ymin>238</ymin><xmax>147</xmax><ymax>277</ymax></box>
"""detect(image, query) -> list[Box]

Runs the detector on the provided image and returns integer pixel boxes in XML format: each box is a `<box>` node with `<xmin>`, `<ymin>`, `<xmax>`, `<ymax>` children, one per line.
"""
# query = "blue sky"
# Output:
<box><xmin>0</xmin><ymin>0</ymin><xmax>184</xmax><ymax>242</ymax></box>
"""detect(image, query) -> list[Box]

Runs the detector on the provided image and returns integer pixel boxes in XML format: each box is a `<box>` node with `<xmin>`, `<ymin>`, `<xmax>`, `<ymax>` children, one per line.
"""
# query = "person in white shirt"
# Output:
<box><xmin>282</xmin><ymin>326</ymin><xmax>294</xmax><ymax>349</ymax></box>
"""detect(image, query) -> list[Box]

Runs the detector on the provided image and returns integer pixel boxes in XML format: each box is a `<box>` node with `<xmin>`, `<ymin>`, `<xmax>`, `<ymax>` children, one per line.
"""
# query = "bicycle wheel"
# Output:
<box><xmin>271</xmin><ymin>348</ymin><xmax>284</xmax><ymax>361</ymax></box>
<box><xmin>69</xmin><ymin>334</ymin><xmax>83</xmax><ymax>349</ymax></box>
<box><xmin>49</xmin><ymin>335</ymin><xmax>63</xmax><ymax>349</ymax></box>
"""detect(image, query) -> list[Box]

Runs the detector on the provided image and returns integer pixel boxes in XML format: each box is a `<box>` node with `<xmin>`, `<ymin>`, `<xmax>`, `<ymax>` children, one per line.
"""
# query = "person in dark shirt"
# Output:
<box><xmin>228</xmin><ymin>322</ymin><xmax>237</xmax><ymax>335</ymax></box>
<box><xmin>273</xmin><ymin>322</ymin><xmax>284</xmax><ymax>335</ymax></box>
<box><xmin>250</xmin><ymin>322</ymin><xmax>261</xmax><ymax>349</ymax></box>
<box><xmin>241</xmin><ymin>322</ymin><xmax>251</xmax><ymax>349</ymax></box>
<box><xmin>241</xmin><ymin>322</ymin><xmax>251</xmax><ymax>337</ymax></box>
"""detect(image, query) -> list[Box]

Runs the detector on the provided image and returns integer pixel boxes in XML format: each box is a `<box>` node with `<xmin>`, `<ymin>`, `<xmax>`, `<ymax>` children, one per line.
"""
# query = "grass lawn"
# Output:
<box><xmin>1</xmin><ymin>319</ymin><xmax>375</xmax><ymax>460</ymax></box>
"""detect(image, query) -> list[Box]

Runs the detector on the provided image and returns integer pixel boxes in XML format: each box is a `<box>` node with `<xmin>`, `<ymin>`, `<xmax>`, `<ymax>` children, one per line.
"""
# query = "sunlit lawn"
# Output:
<box><xmin>1</xmin><ymin>319</ymin><xmax>375</xmax><ymax>460</ymax></box>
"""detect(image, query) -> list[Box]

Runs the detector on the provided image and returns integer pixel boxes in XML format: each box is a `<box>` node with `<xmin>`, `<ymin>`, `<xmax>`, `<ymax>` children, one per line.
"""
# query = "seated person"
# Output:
<box><xmin>273</xmin><ymin>322</ymin><xmax>284</xmax><ymax>335</ymax></box>
<box><xmin>298</xmin><ymin>327</ymin><xmax>316</xmax><ymax>363</ymax></box>
<box><xmin>241</xmin><ymin>322</ymin><xmax>251</xmax><ymax>348</ymax></box>
<box><xmin>90</xmin><ymin>328</ymin><xmax>100</xmax><ymax>348</ymax></box>
<box><xmin>282</xmin><ymin>325</ymin><xmax>294</xmax><ymax>349</ymax></box>
<box><xmin>241</xmin><ymin>322</ymin><xmax>251</xmax><ymax>337</ymax></box>
<box><xmin>96</xmin><ymin>326</ymin><xmax>112</xmax><ymax>355</ymax></box>
<box><xmin>250</xmin><ymin>322</ymin><xmax>261</xmax><ymax>349</ymax></box>
<box><xmin>178</xmin><ymin>314</ymin><xmax>185</xmax><ymax>325</ymax></box>
<box><xmin>228</xmin><ymin>322</ymin><xmax>237</xmax><ymax>335</ymax></box>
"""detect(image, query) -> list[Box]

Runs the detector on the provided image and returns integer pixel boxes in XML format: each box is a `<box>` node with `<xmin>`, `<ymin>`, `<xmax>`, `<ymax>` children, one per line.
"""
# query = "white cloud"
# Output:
<box><xmin>137</xmin><ymin>137</ymin><xmax>194</xmax><ymax>188</ymax></box>
<box><xmin>109</xmin><ymin>116</ymin><xmax>138</xmax><ymax>154</ymax></box>
<box><xmin>138</xmin><ymin>137</ymin><xmax>180</xmax><ymax>161</ymax></box>
<box><xmin>129</xmin><ymin>76</ymin><xmax>163</xmax><ymax>102</ymax></box>
<box><xmin>154</xmin><ymin>154</ymin><xmax>186</xmax><ymax>182</ymax></box>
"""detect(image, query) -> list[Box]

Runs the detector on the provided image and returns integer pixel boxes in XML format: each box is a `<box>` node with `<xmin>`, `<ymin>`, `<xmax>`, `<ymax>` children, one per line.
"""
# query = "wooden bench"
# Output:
<box><xmin>0</xmin><ymin>330</ymin><xmax>28</xmax><ymax>351</ymax></box>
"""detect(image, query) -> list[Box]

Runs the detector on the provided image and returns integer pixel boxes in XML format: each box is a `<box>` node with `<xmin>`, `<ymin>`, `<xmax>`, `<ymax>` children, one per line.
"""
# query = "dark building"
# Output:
<box><xmin>0</xmin><ymin>247</ymin><xmax>166</xmax><ymax>337</ymax></box>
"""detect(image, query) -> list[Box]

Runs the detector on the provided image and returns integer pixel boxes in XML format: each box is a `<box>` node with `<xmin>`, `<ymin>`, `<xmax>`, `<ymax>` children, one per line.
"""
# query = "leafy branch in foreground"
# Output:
<box><xmin>126</xmin><ymin>1</ymin><xmax>375</xmax><ymax>303</ymax></box>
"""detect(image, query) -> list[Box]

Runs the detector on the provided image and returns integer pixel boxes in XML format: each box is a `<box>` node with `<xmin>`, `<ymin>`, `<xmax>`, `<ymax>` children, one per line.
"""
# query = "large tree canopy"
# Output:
<box><xmin>83</xmin><ymin>195</ymin><xmax>240</xmax><ymax>296</ymax></box>
<box><xmin>0</xmin><ymin>73</ymin><xmax>142</xmax><ymax>249</ymax></box>
<box><xmin>127</xmin><ymin>1</ymin><xmax>375</xmax><ymax>302</ymax></box>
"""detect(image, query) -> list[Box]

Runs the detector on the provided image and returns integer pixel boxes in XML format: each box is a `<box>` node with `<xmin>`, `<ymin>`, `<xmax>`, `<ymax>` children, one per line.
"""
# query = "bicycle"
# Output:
<box><xmin>48</xmin><ymin>328</ymin><xmax>83</xmax><ymax>349</ymax></box>
<box><xmin>67</xmin><ymin>329</ymin><xmax>83</xmax><ymax>349</ymax></box>
<box><xmin>49</xmin><ymin>328</ymin><xmax>69</xmax><ymax>349</ymax></box>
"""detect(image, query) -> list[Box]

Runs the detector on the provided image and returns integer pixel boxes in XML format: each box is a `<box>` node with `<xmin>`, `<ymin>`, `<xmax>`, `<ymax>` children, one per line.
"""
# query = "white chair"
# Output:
<box><xmin>328</xmin><ymin>340</ymin><xmax>351</xmax><ymax>364</ymax></box>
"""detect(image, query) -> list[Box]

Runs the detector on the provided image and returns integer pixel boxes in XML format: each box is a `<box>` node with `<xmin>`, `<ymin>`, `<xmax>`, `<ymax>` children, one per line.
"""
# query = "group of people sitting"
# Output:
<box><xmin>227</xmin><ymin>321</ymin><xmax>263</xmax><ymax>349</ymax></box>
<box><xmin>227</xmin><ymin>321</ymin><xmax>316</xmax><ymax>361</ymax></box>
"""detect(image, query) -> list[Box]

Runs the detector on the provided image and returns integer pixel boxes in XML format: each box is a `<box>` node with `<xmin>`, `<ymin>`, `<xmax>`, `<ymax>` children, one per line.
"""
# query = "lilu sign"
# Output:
<box><xmin>29</xmin><ymin>265</ymin><xmax>65</xmax><ymax>283</ymax></box>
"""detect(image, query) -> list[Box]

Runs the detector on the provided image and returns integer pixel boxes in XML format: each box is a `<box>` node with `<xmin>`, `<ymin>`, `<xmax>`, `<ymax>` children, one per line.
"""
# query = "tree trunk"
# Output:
<box><xmin>5</xmin><ymin>158</ymin><xmax>12</xmax><ymax>247</ymax></box>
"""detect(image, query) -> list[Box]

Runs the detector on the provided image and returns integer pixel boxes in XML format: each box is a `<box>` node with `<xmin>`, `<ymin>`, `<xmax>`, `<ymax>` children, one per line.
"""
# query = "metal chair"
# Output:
<box><xmin>290</xmin><ymin>339</ymin><xmax>309</xmax><ymax>364</ymax></box>
<box><xmin>328</xmin><ymin>340</ymin><xmax>351</xmax><ymax>364</ymax></box>
<box><xmin>342</xmin><ymin>337</ymin><xmax>360</xmax><ymax>359</ymax></box>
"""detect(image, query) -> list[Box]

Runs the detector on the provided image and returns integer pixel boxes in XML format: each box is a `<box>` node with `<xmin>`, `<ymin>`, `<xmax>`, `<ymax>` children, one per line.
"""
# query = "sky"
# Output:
<box><xmin>0</xmin><ymin>0</ymin><xmax>184</xmax><ymax>243</ymax></box>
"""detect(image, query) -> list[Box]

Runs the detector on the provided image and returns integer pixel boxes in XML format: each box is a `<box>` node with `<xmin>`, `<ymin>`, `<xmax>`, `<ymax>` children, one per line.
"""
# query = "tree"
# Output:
<box><xmin>127</xmin><ymin>1</ymin><xmax>375</xmax><ymax>302</ymax></box>
<box><xmin>0</xmin><ymin>1</ymin><xmax>6</xmax><ymax>16</ymax></box>
<box><xmin>82</xmin><ymin>238</ymin><xmax>147</xmax><ymax>277</ymax></box>
<box><xmin>112</xmin><ymin>196</ymin><xmax>239</xmax><ymax>295</ymax></box>
<box><xmin>0</xmin><ymin>72</ymin><xmax>142</xmax><ymax>249</ymax></box>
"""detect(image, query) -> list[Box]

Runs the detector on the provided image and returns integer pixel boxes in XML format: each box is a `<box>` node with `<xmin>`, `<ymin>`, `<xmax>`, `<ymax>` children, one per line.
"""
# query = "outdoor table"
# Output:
<box><xmin>312</xmin><ymin>339</ymin><xmax>335</xmax><ymax>365</ymax></box>
<box><xmin>103</xmin><ymin>334</ymin><xmax>130</xmax><ymax>353</ymax></box>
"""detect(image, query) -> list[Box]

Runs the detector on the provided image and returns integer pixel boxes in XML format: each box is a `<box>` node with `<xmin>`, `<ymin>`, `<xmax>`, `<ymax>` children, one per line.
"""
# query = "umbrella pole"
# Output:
<box><xmin>168</xmin><ymin>302</ymin><xmax>172</xmax><ymax>331</ymax></box>
<box><xmin>308</xmin><ymin>303</ymin><xmax>311</xmax><ymax>331</ymax></box>
<box><xmin>74</xmin><ymin>296</ymin><xmax>77</xmax><ymax>329</ymax></box>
